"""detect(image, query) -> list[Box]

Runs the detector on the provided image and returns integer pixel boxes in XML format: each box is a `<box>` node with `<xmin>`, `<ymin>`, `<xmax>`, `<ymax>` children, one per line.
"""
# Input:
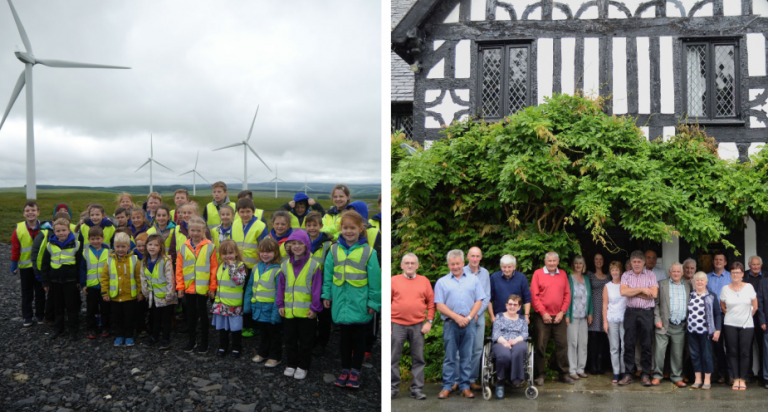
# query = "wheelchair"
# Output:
<box><xmin>480</xmin><ymin>336</ymin><xmax>538</xmax><ymax>400</ymax></box>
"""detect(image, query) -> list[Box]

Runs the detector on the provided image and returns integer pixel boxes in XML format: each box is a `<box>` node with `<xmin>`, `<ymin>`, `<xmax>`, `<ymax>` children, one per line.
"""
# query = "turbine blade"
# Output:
<box><xmin>34</xmin><ymin>59</ymin><xmax>130</xmax><ymax>69</ymax></box>
<box><xmin>0</xmin><ymin>70</ymin><xmax>25</xmax><ymax>131</ymax></box>
<box><xmin>196</xmin><ymin>171</ymin><xmax>210</xmax><ymax>184</ymax></box>
<box><xmin>278</xmin><ymin>179</ymin><xmax>286</xmax><ymax>183</ymax></box>
<box><xmin>246</xmin><ymin>143</ymin><xmax>271</xmax><ymax>171</ymax></box>
<box><xmin>7</xmin><ymin>0</ymin><xmax>33</xmax><ymax>54</ymax></box>
<box><xmin>195</xmin><ymin>151</ymin><xmax>199</xmax><ymax>169</ymax></box>
<box><xmin>134</xmin><ymin>159</ymin><xmax>150</xmax><ymax>172</ymax></box>
<box><xmin>152</xmin><ymin>159</ymin><xmax>172</xmax><ymax>171</ymax></box>
<box><xmin>178</xmin><ymin>170</ymin><xmax>194</xmax><ymax>176</ymax></box>
<box><xmin>246</xmin><ymin>105</ymin><xmax>259</xmax><ymax>142</ymax></box>
<box><xmin>269</xmin><ymin>178</ymin><xmax>277</xmax><ymax>182</ymax></box>
<box><xmin>150</xmin><ymin>134</ymin><xmax>153</xmax><ymax>158</ymax></box>
<box><xmin>212</xmin><ymin>142</ymin><xmax>243</xmax><ymax>151</ymax></box>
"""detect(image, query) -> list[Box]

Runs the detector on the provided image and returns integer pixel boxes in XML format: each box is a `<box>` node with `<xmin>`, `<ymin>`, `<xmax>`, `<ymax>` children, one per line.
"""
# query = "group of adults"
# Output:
<box><xmin>391</xmin><ymin>247</ymin><xmax>768</xmax><ymax>400</ymax></box>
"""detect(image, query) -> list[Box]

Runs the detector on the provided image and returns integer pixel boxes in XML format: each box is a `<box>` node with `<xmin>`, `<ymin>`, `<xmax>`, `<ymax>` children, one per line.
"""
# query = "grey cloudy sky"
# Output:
<box><xmin>0</xmin><ymin>0</ymin><xmax>381</xmax><ymax>188</ymax></box>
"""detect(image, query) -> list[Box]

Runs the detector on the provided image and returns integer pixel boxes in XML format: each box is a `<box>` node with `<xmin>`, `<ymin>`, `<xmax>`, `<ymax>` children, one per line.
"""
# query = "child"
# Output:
<box><xmin>32</xmin><ymin>210</ymin><xmax>72</xmax><ymax>326</ymax></box>
<box><xmin>113</xmin><ymin>207</ymin><xmax>130</xmax><ymax>231</ymax></box>
<box><xmin>603</xmin><ymin>261</ymin><xmax>628</xmax><ymax>384</ymax></box>
<box><xmin>146</xmin><ymin>204</ymin><xmax>176</xmax><ymax>253</ymax></box>
<box><xmin>170</xmin><ymin>188</ymin><xmax>190</xmax><ymax>225</ymax></box>
<box><xmin>135</xmin><ymin>233</ymin><xmax>148</xmax><ymax>260</ymax></box>
<box><xmin>176</xmin><ymin>216</ymin><xmax>218</xmax><ymax>353</ymax></box>
<box><xmin>280</xmin><ymin>193</ymin><xmax>325</xmax><ymax>229</ymax></box>
<box><xmin>116</xmin><ymin>192</ymin><xmax>134</xmax><ymax>211</ymax></box>
<box><xmin>369</xmin><ymin>194</ymin><xmax>381</xmax><ymax>232</ymax></box>
<box><xmin>80</xmin><ymin>226</ymin><xmax>112</xmax><ymax>339</ymax></box>
<box><xmin>130</xmin><ymin>208</ymin><xmax>149</xmax><ymax>237</ymax></box>
<box><xmin>203</xmin><ymin>181</ymin><xmax>237</xmax><ymax>230</ymax></box>
<box><xmin>321</xmin><ymin>184</ymin><xmax>352</xmax><ymax>240</ymax></box>
<box><xmin>322</xmin><ymin>210</ymin><xmax>381</xmax><ymax>388</ymax></box>
<box><xmin>134</xmin><ymin>232</ymin><xmax>150</xmax><ymax>337</ymax></box>
<box><xmin>144</xmin><ymin>192</ymin><xmax>162</xmax><ymax>224</ymax></box>
<box><xmin>139</xmin><ymin>234</ymin><xmax>177</xmax><ymax>349</ymax></box>
<box><xmin>212</xmin><ymin>240</ymin><xmax>247</xmax><ymax>357</ymax></box>
<box><xmin>244</xmin><ymin>238</ymin><xmax>283</xmax><ymax>367</ymax></box>
<box><xmin>113</xmin><ymin>227</ymin><xmax>137</xmax><ymax>252</ymax></box>
<box><xmin>269</xmin><ymin>211</ymin><xmax>293</xmax><ymax>258</ymax></box>
<box><xmin>237</xmin><ymin>190</ymin><xmax>266</xmax><ymax>223</ymax></box>
<box><xmin>212</xmin><ymin>204</ymin><xmax>236</xmax><ymax>251</ymax></box>
<box><xmin>304</xmin><ymin>211</ymin><xmax>333</xmax><ymax>356</ymax></box>
<box><xmin>11</xmin><ymin>201</ymin><xmax>45</xmax><ymax>326</ymax></box>
<box><xmin>78</xmin><ymin>204</ymin><xmax>116</xmax><ymax>251</ymax></box>
<box><xmin>41</xmin><ymin>218</ymin><xmax>83</xmax><ymax>341</ymax></box>
<box><xmin>277</xmin><ymin>229</ymin><xmax>323</xmax><ymax>380</ymax></box>
<box><xmin>168</xmin><ymin>202</ymin><xmax>212</xmax><ymax>268</ymax></box>
<box><xmin>101</xmin><ymin>232</ymin><xmax>143</xmax><ymax>347</ymax></box>
<box><xmin>233</xmin><ymin>198</ymin><xmax>268</xmax><ymax>338</ymax></box>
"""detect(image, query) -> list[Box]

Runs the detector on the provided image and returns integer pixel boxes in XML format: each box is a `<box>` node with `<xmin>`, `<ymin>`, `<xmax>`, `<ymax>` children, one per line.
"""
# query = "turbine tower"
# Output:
<box><xmin>300</xmin><ymin>176</ymin><xmax>313</xmax><ymax>195</ymax></box>
<box><xmin>0</xmin><ymin>0</ymin><xmax>130</xmax><ymax>199</ymax></box>
<box><xmin>234</xmin><ymin>174</ymin><xmax>253</xmax><ymax>187</ymax></box>
<box><xmin>135</xmin><ymin>135</ymin><xmax>172</xmax><ymax>194</ymax></box>
<box><xmin>178</xmin><ymin>151</ymin><xmax>210</xmax><ymax>196</ymax></box>
<box><xmin>212</xmin><ymin>105</ymin><xmax>271</xmax><ymax>190</ymax></box>
<box><xmin>269</xmin><ymin>164</ymin><xmax>285</xmax><ymax>199</ymax></box>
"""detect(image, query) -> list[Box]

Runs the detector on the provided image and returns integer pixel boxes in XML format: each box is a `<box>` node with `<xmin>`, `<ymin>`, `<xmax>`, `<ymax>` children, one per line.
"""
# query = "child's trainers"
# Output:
<box><xmin>22</xmin><ymin>319</ymin><xmax>33</xmax><ymax>327</ymax></box>
<box><xmin>184</xmin><ymin>341</ymin><xmax>197</xmax><ymax>353</ymax></box>
<box><xmin>294</xmin><ymin>368</ymin><xmax>307</xmax><ymax>380</ymax></box>
<box><xmin>283</xmin><ymin>367</ymin><xmax>296</xmax><ymax>377</ymax></box>
<box><xmin>252</xmin><ymin>354</ymin><xmax>265</xmax><ymax>363</ymax></box>
<box><xmin>125</xmin><ymin>338</ymin><xmax>135</xmax><ymax>347</ymax></box>
<box><xmin>113</xmin><ymin>337</ymin><xmax>125</xmax><ymax>346</ymax></box>
<box><xmin>87</xmin><ymin>330</ymin><xmax>97</xmax><ymax>340</ymax></box>
<box><xmin>264</xmin><ymin>359</ymin><xmax>281</xmax><ymax>368</ymax></box>
<box><xmin>346</xmin><ymin>369</ymin><xmax>360</xmax><ymax>389</ymax></box>
<box><xmin>334</xmin><ymin>369</ymin><xmax>349</xmax><ymax>387</ymax></box>
<box><xmin>362</xmin><ymin>352</ymin><xmax>373</xmax><ymax>369</ymax></box>
<box><xmin>101</xmin><ymin>329</ymin><xmax>110</xmax><ymax>338</ymax></box>
<box><xmin>158</xmin><ymin>340</ymin><xmax>171</xmax><ymax>350</ymax></box>
<box><xmin>144</xmin><ymin>337</ymin><xmax>158</xmax><ymax>347</ymax></box>
<box><xmin>241</xmin><ymin>328</ymin><xmax>254</xmax><ymax>338</ymax></box>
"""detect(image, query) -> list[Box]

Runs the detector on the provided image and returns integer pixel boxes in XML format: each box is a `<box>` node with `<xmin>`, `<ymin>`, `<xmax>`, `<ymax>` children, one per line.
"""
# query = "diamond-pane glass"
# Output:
<box><xmin>714</xmin><ymin>45</ymin><xmax>736</xmax><ymax>117</ymax></box>
<box><xmin>399</xmin><ymin>115</ymin><xmax>413</xmax><ymax>140</ymax></box>
<box><xmin>482</xmin><ymin>48</ymin><xmax>502</xmax><ymax>117</ymax></box>
<box><xmin>507</xmin><ymin>47</ymin><xmax>528</xmax><ymax>115</ymax></box>
<box><xmin>686</xmin><ymin>45</ymin><xmax>707</xmax><ymax>117</ymax></box>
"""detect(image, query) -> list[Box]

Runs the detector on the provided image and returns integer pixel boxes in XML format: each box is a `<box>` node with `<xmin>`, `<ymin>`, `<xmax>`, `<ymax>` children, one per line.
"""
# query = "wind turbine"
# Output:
<box><xmin>300</xmin><ymin>176</ymin><xmax>313</xmax><ymax>195</ymax></box>
<box><xmin>178</xmin><ymin>151</ymin><xmax>210</xmax><ymax>195</ymax></box>
<box><xmin>135</xmin><ymin>135</ymin><xmax>172</xmax><ymax>193</ymax></box>
<box><xmin>269</xmin><ymin>164</ymin><xmax>285</xmax><ymax>199</ymax></box>
<box><xmin>234</xmin><ymin>174</ymin><xmax>253</xmax><ymax>189</ymax></box>
<box><xmin>212</xmin><ymin>105</ymin><xmax>271</xmax><ymax>190</ymax></box>
<box><xmin>0</xmin><ymin>0</ymin><xmax>130</xmax><ymax>199</ymax></box>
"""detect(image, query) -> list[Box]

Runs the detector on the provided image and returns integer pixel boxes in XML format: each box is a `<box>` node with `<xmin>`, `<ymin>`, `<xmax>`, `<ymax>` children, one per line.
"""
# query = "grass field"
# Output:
<box><xmin>0</xmin><ymin>192</ymin><xmax>379</xmax><ymax>243</ymax></box>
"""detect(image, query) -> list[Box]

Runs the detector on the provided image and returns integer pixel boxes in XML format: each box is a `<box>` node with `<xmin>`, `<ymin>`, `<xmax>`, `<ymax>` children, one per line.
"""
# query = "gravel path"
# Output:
<box><xmin>0</xmin><ymin>243</ymin><xmax>380</xmax><ymax>412</ymax></box>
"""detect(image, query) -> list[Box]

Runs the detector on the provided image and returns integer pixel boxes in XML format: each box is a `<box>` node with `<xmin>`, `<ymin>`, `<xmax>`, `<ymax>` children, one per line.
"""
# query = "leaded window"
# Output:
<box><xmin>477</xmin><ymin>43</ymin><xmax>531</xmax><ymax>120</ymax></box>
<box><xmin>683</xmin><ymin>39</ymin><xmax>739</xmax><ymax>120</ymax></box>
<box><xmin>392</xmin><ymin>103</ymin><xmax>414</xmax><ymax>140</ymax></box>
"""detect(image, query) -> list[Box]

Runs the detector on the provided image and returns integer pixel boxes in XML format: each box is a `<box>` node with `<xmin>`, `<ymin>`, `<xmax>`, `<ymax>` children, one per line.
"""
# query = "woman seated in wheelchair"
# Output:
<box><xmin>491</xmin><ymin>294</ymin><xmax>529</xmax><ymax>399</ymax></box>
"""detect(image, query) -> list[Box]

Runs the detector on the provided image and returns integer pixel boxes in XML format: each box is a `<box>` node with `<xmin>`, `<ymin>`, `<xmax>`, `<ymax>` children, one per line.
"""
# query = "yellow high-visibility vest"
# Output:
<box><xmin>282</xmin><ymin>259</ymin><xmax>319</xmax><ymax>318</ymax></box>
<box><xmin>331</xmin><ymin>244</ymin><xmax>372</xmax><ymax>287</ymax></box>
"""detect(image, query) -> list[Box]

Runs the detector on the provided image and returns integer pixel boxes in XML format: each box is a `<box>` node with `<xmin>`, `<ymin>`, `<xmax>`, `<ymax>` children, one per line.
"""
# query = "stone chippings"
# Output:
<box><xmin>0</xmin><ymin>243</ymin><xmax>381</xmax><ymax>411</ymax></box>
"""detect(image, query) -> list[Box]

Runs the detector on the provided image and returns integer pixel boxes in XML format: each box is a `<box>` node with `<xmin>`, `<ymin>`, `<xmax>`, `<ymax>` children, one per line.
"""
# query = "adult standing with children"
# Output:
<box><xmin>566</xmin><ymin>256</ymin><xmax>592</xmax><ymax>380</ymax></box>
<box><xmin>720</xmin><ymin>262</ymin><xmax>758</xmax><ymax>390</ymax></box>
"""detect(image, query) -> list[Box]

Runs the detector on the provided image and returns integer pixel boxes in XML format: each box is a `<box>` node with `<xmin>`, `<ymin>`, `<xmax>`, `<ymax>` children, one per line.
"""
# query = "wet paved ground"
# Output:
<box><xmin>392</xmin><ymin>377</ymin><xmax>768</xmax><ymax>411</ymax></box>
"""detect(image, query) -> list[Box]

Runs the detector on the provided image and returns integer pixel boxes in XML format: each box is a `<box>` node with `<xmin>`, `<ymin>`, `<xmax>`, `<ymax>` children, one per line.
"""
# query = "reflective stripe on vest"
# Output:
<box><xmin>145</xmin><ymin>257</ymin><xmax>168</xmax><ymax>299</ymax></box>
<box><xmin>206</xmin><ymin>202</ymin><xmax>237</xmax><ymax>229</ymax></box>
<box><xmin>252</xmin><ymin>266</ymin><xmax>281</xmax><ymax>303</ymax></box>
<box><xmin>174</xmin><ymin>227</ymin><xmax>188</xmax><ymax>252</ymax></box>
<box><xmin>83</xmin><ymin>247</ymin><xmax>109</xmax><ymax>287</ymax></box>
<box><xmin>215</xmin><ymin>264</ymin><xmax>244</xmax><ymax>306</ymax></box>
<box><xmin>36</xmin><ymin>229</ymin><xmax>50</xmax><ymax>270</ymax></box>
<box><xmin>311</xmin><ymin>241</ymin><xmax>331</xmax><ymax>269</ymax></box>
<box><xmin>47</xmin><ymin>240</ymin><xmax>81</xmax><ymax>269</ymax></box>
<box><xmin>331</xmin><ymin>244</ymin><xmax>371</xmax><ymax>287</ymax></box>
<box><xmin>237</xmin><ymin>220</ymin><xmax>265</xmax><ymax>267</ymax></box>
<box><xmin>181</xmin><ymin>243</ymin><xmax>213</xmax><ymax>294</ymax></box>
<box><xmin>15</xmin><ymin>222</ymin><xmax>34</xmax><ymax>268</ymax></box>
<box><xmin>282</xmin><ymin>259</ymin><xmax>319</xmax><ymax>318</ymax></box>
<box><xmin>109</xmin><ymin>255</ymin><xmax>138</xmax><ymax>298</ymax></box>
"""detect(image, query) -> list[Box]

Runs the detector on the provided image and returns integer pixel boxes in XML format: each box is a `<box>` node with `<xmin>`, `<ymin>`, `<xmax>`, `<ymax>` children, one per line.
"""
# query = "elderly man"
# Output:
<box><xmin>488</xmin><ymin>255</ymin><xmax>531</xmax><ymax>323</ymax></box>
<box><xmin>434</xmin><ymin>250</ymin><xmax>486</xmax><ymax>399</ymax></box>
<box><xmin>745</xmin><ymin>256</ymin><xmax>763</xmax><ymax>383</ymax></box>
<box><xmin>645</xmin><ymin>250</ymin><xmax>666</xmax><ymax>282</ymax></box>
<box><xmin>683</xmin><ymin>258</ymin><xmax>697</xmax><ymax>282</ymax></box>
<box><xmin>391</xmin><ymin>254</ymin><xmax>435</xmax><ymax>400</ymax></box>
<box><xmin>451</xmin><ymin>247</ymin><xmax>490</xmax><ymax>392</ymax></box>
<box><xmin>618</xmin><ymin>250</ymin><xmax>659</xmax><ymax>386</ymax></box>
<box><xmin>652</xmin><ymin>262</ymin><xmax>690</xmax><ymax>387</ymax></box>
<box><xmin>530</xmin><ymin>251</ymin><xmax>573</xmax><ymax>385</ymax></box>
<box><xmin>707</xmin><ymin>252</ymin><xmax>732</xmax><ymax>384</ymax></box>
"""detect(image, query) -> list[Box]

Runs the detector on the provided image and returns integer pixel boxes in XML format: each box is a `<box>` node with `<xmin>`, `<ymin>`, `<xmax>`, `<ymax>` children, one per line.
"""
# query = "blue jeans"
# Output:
<box><xmin>688</xmin><ymin>333</ymin><xmax>713</xmax><ymax>374</ymax></box>
<box><xmin>442</xmin><ymin>318</ymin><xmax>476</xmax><ymax>391</ymax></box>
<box><xmin>763</xmin><ymin>329</ymin><xmax>768</xmax><ymax>381</ymax></box>
<box><xmin>452</xmin><ymin>314</ymin><xmax>485</xmax><ymax>384</ymax></box>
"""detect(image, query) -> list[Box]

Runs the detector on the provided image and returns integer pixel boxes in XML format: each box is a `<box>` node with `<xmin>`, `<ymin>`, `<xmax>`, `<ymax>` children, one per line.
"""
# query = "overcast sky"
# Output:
<box><xmin>0</xmin><ymin>0</ymin><xmax>381</xmax><ymax>188</ymax></box>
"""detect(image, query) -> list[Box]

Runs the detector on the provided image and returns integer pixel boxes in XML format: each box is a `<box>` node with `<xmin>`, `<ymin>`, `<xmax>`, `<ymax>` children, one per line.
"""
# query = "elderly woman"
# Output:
<box><xmin>720</xmin><ymin>262</ymin><xmax>758</xmax><ymax>390</ymax></box>
<box><xmin>687</xmin><ymin>271</ymin><xmax>722</xmax><ymax>390</ymax></box>
<box><xmin>587</xmin><ymin>253</ymin><xmax>611</xmax><ymax>375</ymax></box>
<box><xmin>566</xmin><ymin>255</ymin><xmax>592</xmax><ymax>380</ymax></box>
<box><xmin>491</xmin><ymin>294</ymin><xmax>529</xmax><ymax>399</ymax></box>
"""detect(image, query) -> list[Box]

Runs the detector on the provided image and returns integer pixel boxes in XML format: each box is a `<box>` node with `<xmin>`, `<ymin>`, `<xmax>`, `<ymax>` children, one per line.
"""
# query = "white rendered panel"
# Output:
<box><xmin>538</xmin><ymin>38</ymin><xmax>554</xmax><ymax>104</ymax></box>
<box><xmin>527</xmin><ymin>8</ymin><xmax>542</xmax><ymax>20</ymax></box>
<box><xmin>496</xmin><ymin>7</ymin><xmax>511</xmax><ymax>20</ymax></box>
<box><xmin>561</xmin><ymin>38</ymin><xmax>576</xmax><ymax>95</ymax></box>
<box><xmin>661</xmin><ymin>235</ymin><xmax>680</xmax><ymax>275</ymax></box>
<box><xmin>691</xmin><ymin>3</ymin><xmax>713</xmax><ymax>17</ymax></box>
<box><xmin>425</xmin><ymin>89</ymin><xmax>441</xmax><ymax>103</ymax></box>
<box><xmin>553</xmin><ymin>7</ymin><xmax>568</xmax><ymax>20</ymax></box>
<box><xmin>638</xmin><ymin>37</ymin><xmax>651</xmax><ymax>114</ymax></box>
<box><xmin>660</xmin><ymin>37</ymin><xmax>675</xmax><ymax>114</ymax></box>
<box><xmin>756</xmin><ymin>0</ymin><xmax>768</xmax><ymax>17</ymax></box>
<box><xmin>663</xmin><ymin>126</ymin><xmax>676</xmax><ymax>141</ymax></box>
<box><xmin>608</xmin><ymin>5</ymin><xmax>627</xmax><ymax>19</ymax></box>
<box><xmin>584</xmin><ymin>38</ymin><xmax>600</xmax><ymax>96</ymax></box>
<box><xmin>455</xmin><ymin>40</ymin><xmax>471</xmax><ymax>79</ymax></box>
<box><xmin>427</xmin><ymin>58</ymin><xmax>445</xmax><ymax>79</ymax></box>
<box><xmin>749</xmin><ymin>143</ymin><xmax>765</xmax><ymax>157</ymax></box>
<box><xmin>666</xmin><ymin>2</ymin><xmax>684</xmax><ymax>17</ymax></box>
<box><xmin>750</xmin><ymin>88</ymin><xmax>767</xmax><ymax>128</ymax></box>
<box><xmin>640</xmin><ymin>127</ymin><xmax>649</xmax><ymax>140</ymax></box>
<box><xmin>747</xmin><ymin>34</ymin><xmax>767</xmax><ymax>77</ymax></box>
<box><xmin>613</xmin><ymin>37</ymin><xmax>628</xmax><ymax>114</ymax></box>
<box><xmin>745</xmin><ymin>217</ymin><xmax>757</xmax><ymax>268</ymax></box>
<box><xmin>431</xmin><ymin>91</ymin><xmax>468</xmax><ymax>125</ymax></box>
<box><xmin>723</xmin><ymin>0</ymin><xmax>742</xmax><ymax>16</ymax></box>
<box><xmin>444</xmin><ymin>4</ymin><xmax>460</xmax><ymax>23</ymax></box>
<box><xmin>470</xmin><ymin>0</ymin><xmax>485</xmax><ymax>21</ymax></box>
<box><xmin>434</xmin><ymin>40</ymin><xmax>445</xmax><ymax>50</ymax></box>
<box><xmin>719</xmin><ymin>143</ymin><xmax>739</xmax><ymax>160</ymax></box>
<box><xmin>622</xmin><ymin>0</ymin><xmax>649</xmax><ymax>17</ymax></box>
<box><xmin>580</xmin><ymin>5</ymin><xmax>599</xmax><ymax>19</ymax></box>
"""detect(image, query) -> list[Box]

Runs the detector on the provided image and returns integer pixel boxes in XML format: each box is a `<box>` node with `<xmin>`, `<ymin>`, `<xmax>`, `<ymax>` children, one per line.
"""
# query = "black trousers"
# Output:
<box><xmin>258</xmin><ymin>321</ymin><xmax>283</xmax><ymax>360</ymax></box>
<box><xmin>623</xmin><ymin>308</ymin><xmax>653</xmax><ymax>377</ymax></box>
<box><xmin>151</xmin><ymin>305</ymin><xmax>174</xmax><ymax>341</ymax></box>
<box><xmin>218</xmin><ymin>329</ymin><xmax>243</xmax><ymax>352</ymax></box>
<box><xmin>586</xmin><ymin>331</ymin><xmax>611</xmax><ymax>374</ymax></box>
<box><xmin>134</xmin><ymin>298</ymin><xmax>149</xmax><ymax>333</ymax></box>
<box><xmin>365</xmin><ymin>312</ymin><xmax>379</xmax><ymax>353</ymax></box>
<box><xmin>44</xmin><ymin>279</ymin><xmax>56</xmax><ymax>322</ymax></box>
<box><xmin>724</xmin><ymin>325</ymin><xmax>755</xmax><ymax>380</ymax></box>
<box><xmin>111</xmin><ymin>300</ymin><xmax>136</xmax><ymax>339</ymax></box>
<box><xmin>19</xmin><ymin>268</ymin><xmax>45</xmax><ymax>321</ymax></box>
<box><xmin>242</xmin><ymin>272</ymin><xmax>254</xmax><ymax>330</ymax></box>
<box><xmin>711</xmin><ymin>328</ymin><xmax>731</xmax><ymax>380</ymax></box>
<box><xmin>316</xmin><ymin>304</ymin><xmax>332</xmax><ymax>348</ymax></box>
<box><xmin>184</xmin><ymin>293</ymin><xmax>209</xmax><ymax>344</ymax></box>
<box><xmin>285</xmin><ymin>317</ymin><xmax>316</xmax><ymax>370</ymax></box>
<box><xmin>86</xmin><ymin>289</ymin><xmax>111</xmax><ymax>330</ymax></box>
<box><xmin>748</xmin><ymin>315</ymin><xmax>763</xmax><ymax>379</ymax></box>
<box><xmin>340</xmin><ymin>324</ymin><xmax>367</xmax><ymax>371</ymax></box>
<box><xmin>50</xmin><ymin>282</ymin><xmax>80</xmax><ymax>333</ymax></box>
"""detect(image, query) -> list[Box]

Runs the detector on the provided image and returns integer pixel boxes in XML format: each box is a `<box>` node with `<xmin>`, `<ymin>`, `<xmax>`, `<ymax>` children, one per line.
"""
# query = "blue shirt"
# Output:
<box><xmin>489</xmin><ymin>270</ymin><xmax>531</xmax><ymax>316</ymax></box>
<box><xmin>707</xmin><ymin>270</ymin><xmax>732</xmax><ymax>297</ymax></box>
<box><xmin>434</xmin><ymin>271</ymin><xmax>487</xmax><ymax>321</ymax></box>
<box><xmin>464</xmin><ymin>265</ymin><xmax>491</xmax><ymax>314</ymax></box>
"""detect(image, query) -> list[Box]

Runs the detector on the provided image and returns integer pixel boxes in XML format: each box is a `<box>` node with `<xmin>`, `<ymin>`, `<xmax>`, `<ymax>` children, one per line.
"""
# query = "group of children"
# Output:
<box><xmin>10</xmin><ymin>182</ymin><xmax>382</xmax><ymax>387</ymax></box>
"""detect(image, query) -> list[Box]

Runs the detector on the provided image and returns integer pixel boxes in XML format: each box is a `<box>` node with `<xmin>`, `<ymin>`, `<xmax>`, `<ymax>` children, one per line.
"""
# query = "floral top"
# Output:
<box><xmin>572</xmin><ymin>278</ymin><xmax>588</xmax><ymax>319</ymax></box>
<box><xmin>211</xmin><ymin>262</ymin><xmax>248</xmax><ymax>316</ymax></box>
<box><xmin>139</xmin><ymin>257</ymin><xmax>178</xmax><ymax>308</ymax></box>
<box><xmin>491</xmin><ymin>313</ymin><xmax>529</xmax><ymax>342</ymax></box>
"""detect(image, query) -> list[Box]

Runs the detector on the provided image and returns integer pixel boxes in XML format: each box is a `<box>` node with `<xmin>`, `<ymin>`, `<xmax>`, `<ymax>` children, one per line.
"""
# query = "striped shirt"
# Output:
<box><xmin>668</xmin><ymin>279</ymin><xmax>687</xmax><ymax>325</ymax></box>
<box><xmin>620</xmin><ymin>269</ymin><xmax>658</xmax><ymax>309</ymax></box>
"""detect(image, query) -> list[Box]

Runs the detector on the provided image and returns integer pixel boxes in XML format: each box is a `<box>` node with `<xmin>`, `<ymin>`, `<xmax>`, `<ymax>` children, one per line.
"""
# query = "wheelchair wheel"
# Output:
<box><xmin>481</xmin><ymin>342</ymin><xmax>492</xmax><ymax>400</ymax></box>
<box><xmin>525</xmin><ymin>386</ymin><xmax>538</xmax><ymax>399</ymax></box>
